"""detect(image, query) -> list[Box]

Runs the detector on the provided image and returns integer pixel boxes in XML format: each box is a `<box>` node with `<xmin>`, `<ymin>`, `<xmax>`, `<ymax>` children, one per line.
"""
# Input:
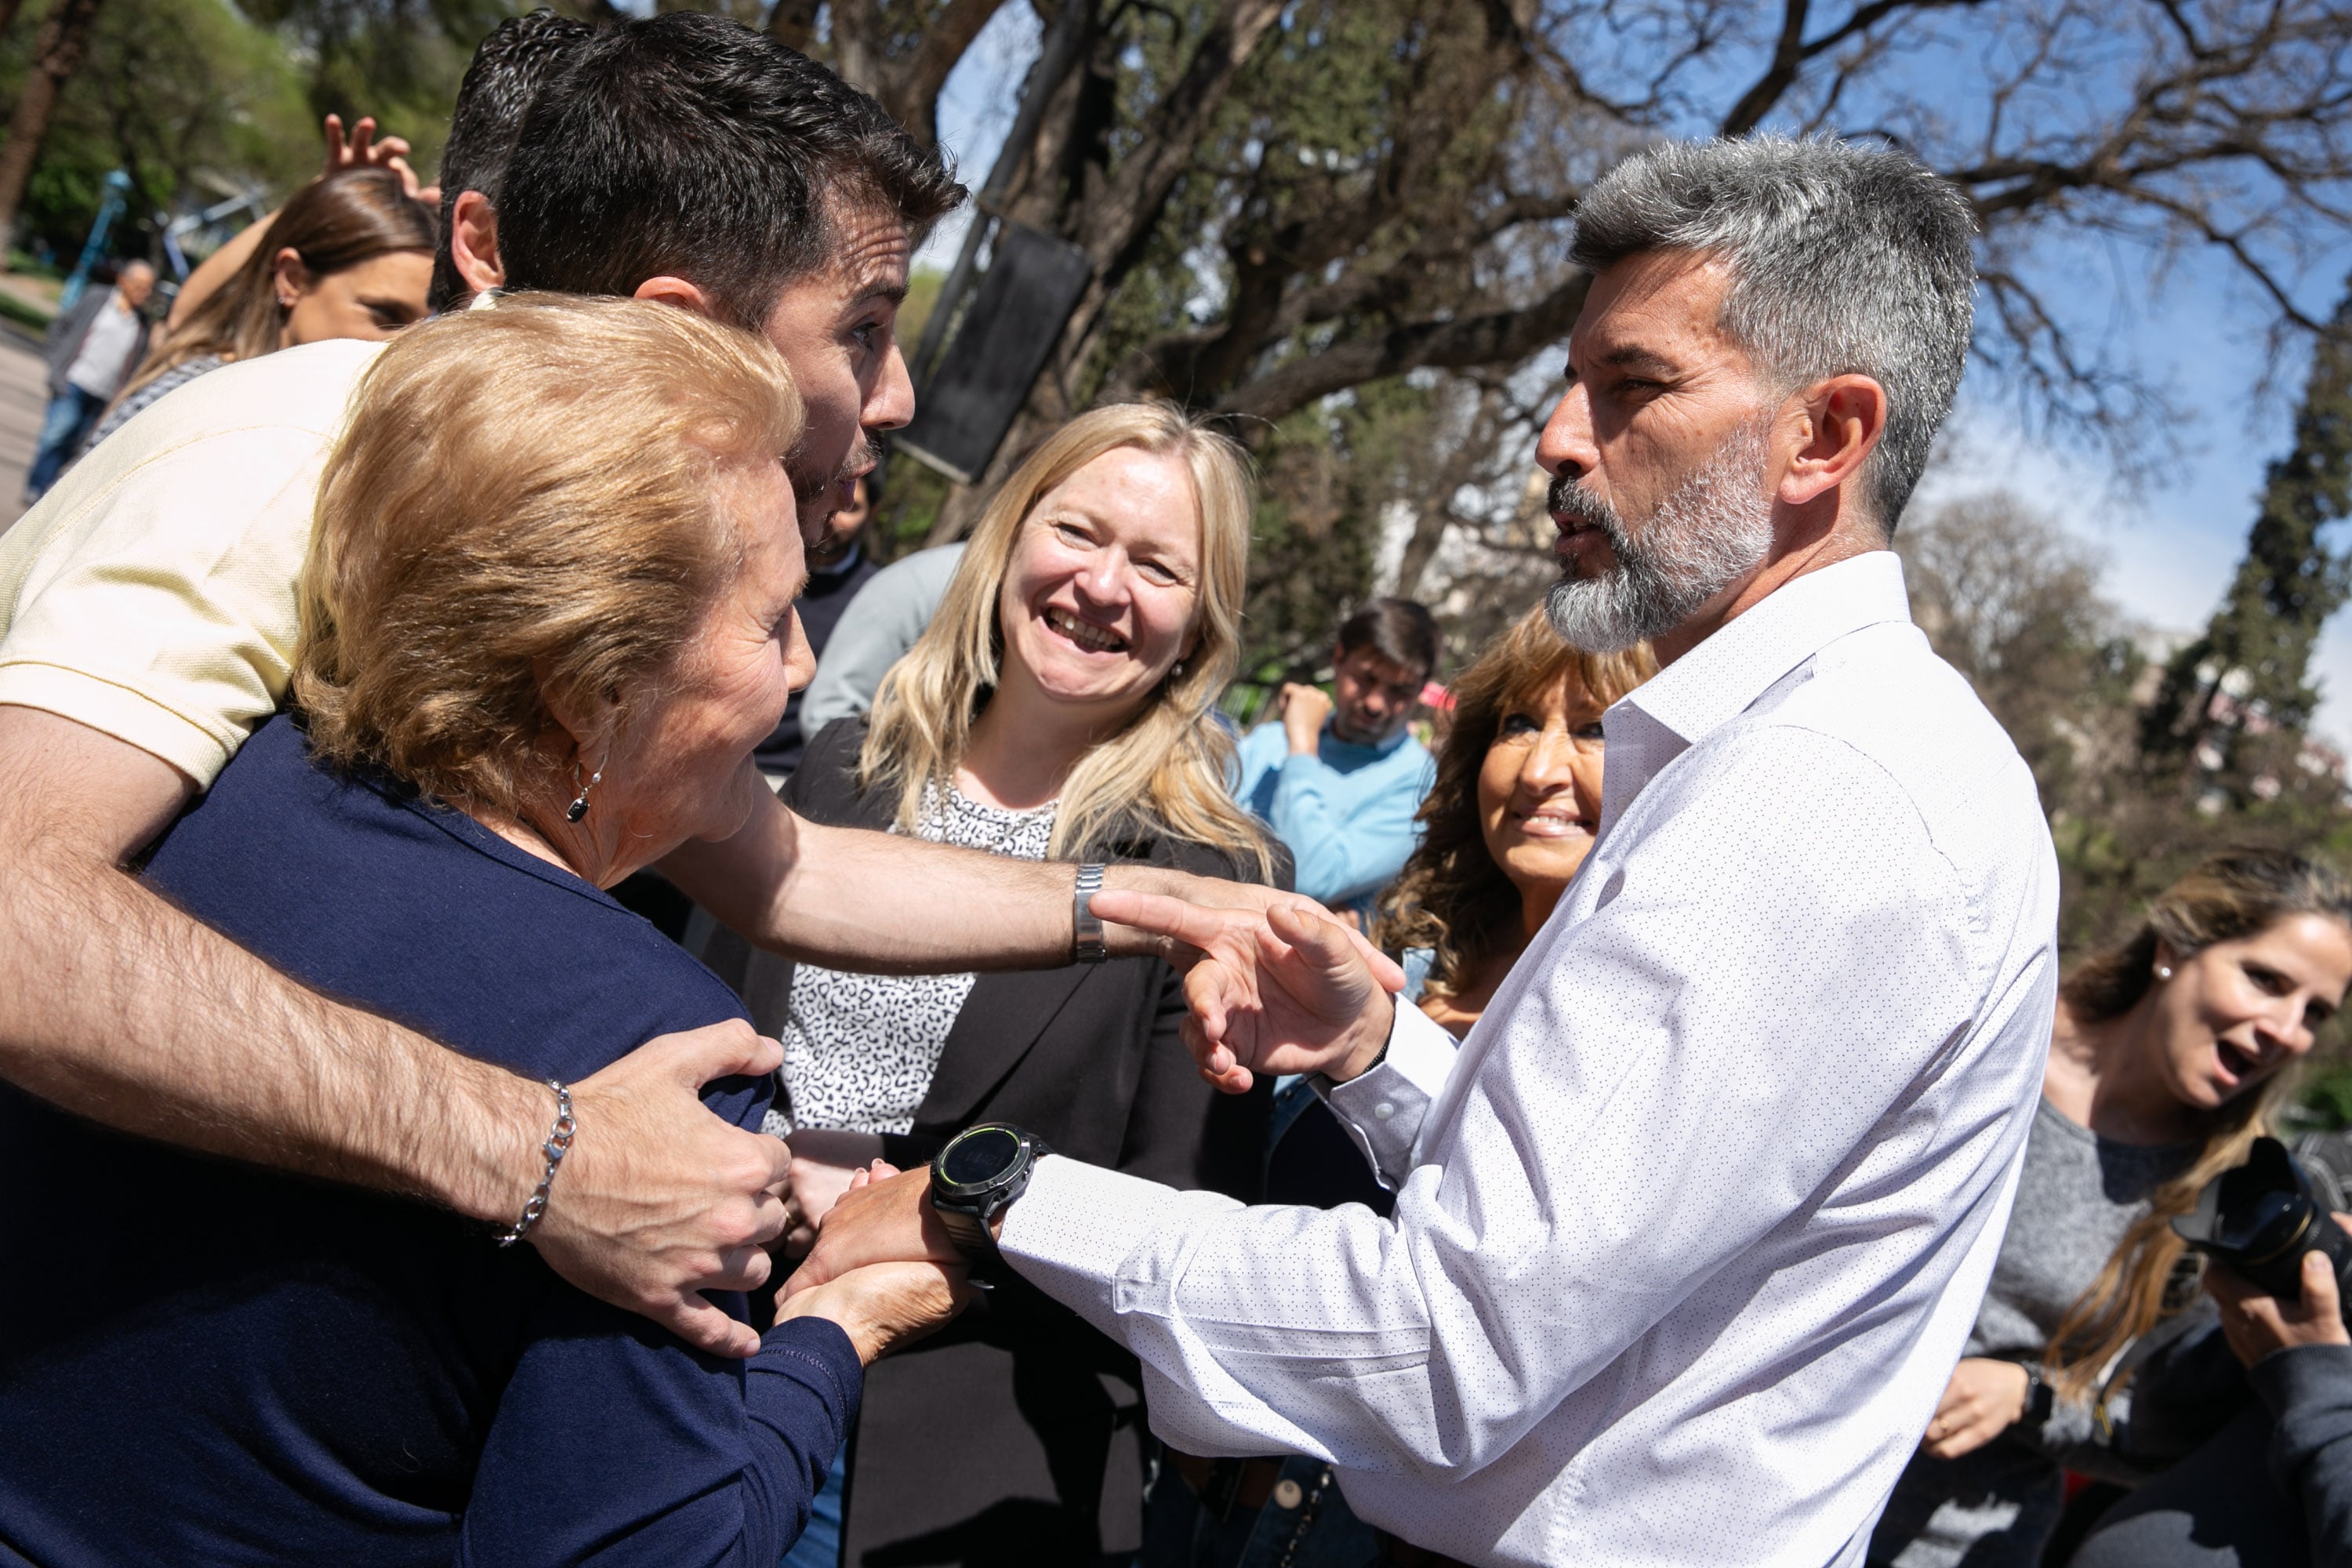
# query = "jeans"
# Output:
<box><xmin>779</xmin><ymin>1448</ymin><xmax>847</xmax><ymax>1568</ymax></box>
<box><xmin>1141</xmin><ymin>1454</ymin><xmax>1381</xmax><ymax>1568</ymax></box>
<box><xmin>24</xmin><ymin>386</ymin><xmax>106</xmax><ymax>500</ymax></box>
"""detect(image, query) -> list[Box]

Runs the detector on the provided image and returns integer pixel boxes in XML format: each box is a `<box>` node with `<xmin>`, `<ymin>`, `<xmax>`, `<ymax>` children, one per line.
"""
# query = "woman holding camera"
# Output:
<box><xmin>1868</xmin><ymin>850</ymin><xmax>2352</xmax><ymax>1568</ymax></box>
<box><xmin>2065</xmin><ymin>1225</ymin><xmax>2352</xmax><ymax>1567</ymax></box>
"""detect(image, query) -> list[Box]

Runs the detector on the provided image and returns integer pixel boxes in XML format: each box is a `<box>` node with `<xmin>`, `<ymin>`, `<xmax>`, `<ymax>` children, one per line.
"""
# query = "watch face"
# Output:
<box><xmin>942</xmin><ymin>1126</ymin><xmax>1022</xmax><ymax>1189</ymax></box>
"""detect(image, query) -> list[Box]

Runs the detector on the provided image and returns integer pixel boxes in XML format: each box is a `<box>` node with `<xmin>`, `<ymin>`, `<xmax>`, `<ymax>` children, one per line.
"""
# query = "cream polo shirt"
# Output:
<box><xmin>0</xmin><ymin>339</ymin><xmax>384</xmax><ymax>785</ymax></box>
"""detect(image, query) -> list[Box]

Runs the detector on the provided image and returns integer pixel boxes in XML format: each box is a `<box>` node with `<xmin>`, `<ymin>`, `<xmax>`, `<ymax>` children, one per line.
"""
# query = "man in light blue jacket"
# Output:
<box><xmin>1234</xmin><ymin>597</ymin><xmax>1439</xmax><ymax>918</ymax></box>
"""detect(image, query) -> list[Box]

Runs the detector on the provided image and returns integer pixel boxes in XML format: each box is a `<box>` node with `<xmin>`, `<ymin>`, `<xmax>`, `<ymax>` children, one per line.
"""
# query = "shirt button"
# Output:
<box><xmin>1373</xmin><ymin>1102</ymin><xmax>1396</xmax><ymax>1120</ymax></box>
<box><xmin>1273</xmin><ymin>1479</ymin><xmax>1304</xmax><ymax>1510</ymax></box>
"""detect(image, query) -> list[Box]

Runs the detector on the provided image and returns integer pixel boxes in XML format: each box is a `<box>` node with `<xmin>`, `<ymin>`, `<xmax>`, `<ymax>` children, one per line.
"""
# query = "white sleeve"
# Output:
<box><xmin>1316</xmin><ymin>1003</ymin><xmax>1459</xmax><ymax>1189</ymax></box>
<box><xmin>996</xmin><ymin>728</ymin><xmax>1981</xmax><ymax>1476</ymax></box>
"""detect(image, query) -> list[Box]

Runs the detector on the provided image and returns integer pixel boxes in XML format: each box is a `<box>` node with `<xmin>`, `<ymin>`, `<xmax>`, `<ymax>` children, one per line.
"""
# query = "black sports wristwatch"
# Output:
<box><xmin>929</xmin><ymin>1123</ymin><xmax>1053</xmax><ymax>1261</ymax></box>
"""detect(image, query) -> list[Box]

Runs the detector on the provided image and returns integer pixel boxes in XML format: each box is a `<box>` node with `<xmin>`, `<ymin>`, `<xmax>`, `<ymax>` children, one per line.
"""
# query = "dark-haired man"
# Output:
<box><xmin>0</xmin><ymin>12</ymin><xmax>1336</xmax><ymax>1365</ymax></box>
<box><xmin>1236</xmin><ymin>597</ymin><xmax>1439</xmax><ymax>916</ymax></box>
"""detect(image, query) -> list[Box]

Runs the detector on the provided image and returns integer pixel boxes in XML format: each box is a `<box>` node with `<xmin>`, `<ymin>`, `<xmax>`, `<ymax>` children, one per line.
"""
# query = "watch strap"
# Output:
<box><xmin>1073</xmin><ymin>864</ymin><xmax>1108</xmax><ymax>964</ymax></box>
<box><xmin>935</xmin><ymin>1203</ymin><xmax>995</xmax><ymax>1260</ymax></box>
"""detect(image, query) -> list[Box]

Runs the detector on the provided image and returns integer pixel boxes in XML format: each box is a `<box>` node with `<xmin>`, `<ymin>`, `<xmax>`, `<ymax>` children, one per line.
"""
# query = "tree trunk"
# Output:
<box><xmin>920</xmin><ymin>0</ymin><xmax>1283</xmax><ymax>544</ymax></box>
<box><xmin>0</xmin><ymin>0</ymin><xmax>105</xmax><ymax>245</ymax></box>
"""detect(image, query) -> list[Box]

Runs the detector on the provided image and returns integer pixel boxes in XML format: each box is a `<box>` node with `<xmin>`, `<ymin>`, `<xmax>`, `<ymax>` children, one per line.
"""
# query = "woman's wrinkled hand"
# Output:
<box><xmin>1920</xmin><ymin>1357</ymin><xmax>2031</xmax><ymax>1460</ymax></box>
<box><xmin>775</xmin><ymin>1254</ymin><xmax>971</xmax><ymax>1365</ymax></box>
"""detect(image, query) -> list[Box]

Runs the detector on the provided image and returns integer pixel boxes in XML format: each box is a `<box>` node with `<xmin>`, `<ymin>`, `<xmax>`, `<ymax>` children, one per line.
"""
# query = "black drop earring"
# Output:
<box><xmin>566</xmin><ymin>758</ymin><xmax>604</xmax><ymax>823</ymax></box>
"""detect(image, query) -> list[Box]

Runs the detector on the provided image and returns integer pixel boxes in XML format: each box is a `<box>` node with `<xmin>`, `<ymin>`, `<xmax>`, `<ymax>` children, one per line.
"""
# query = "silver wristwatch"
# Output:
<box><xmin>1073</xmin><ymin>863</ymin><xmax>1108</xmax><ymax>964</ymax></box>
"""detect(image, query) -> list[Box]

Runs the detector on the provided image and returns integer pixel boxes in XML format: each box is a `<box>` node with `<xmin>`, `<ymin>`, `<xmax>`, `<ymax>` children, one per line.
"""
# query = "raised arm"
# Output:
<box><xmin>0</xmin><ymin>706</ymin><xmax>789</xmax><ymax>1357</ymax></box>
<box><xmin>168</xmin><ymin>114</ymin><xmax>435</xmax><ymax>330</ymax></box>
<box><xmin>662</xmin><ymin>783</ymin><xmax>1400</xmax><ymax>980</ymax></box>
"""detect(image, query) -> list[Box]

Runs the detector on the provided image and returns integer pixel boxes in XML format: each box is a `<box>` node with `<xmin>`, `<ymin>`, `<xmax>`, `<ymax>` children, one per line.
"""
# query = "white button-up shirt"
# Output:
<box><xmin>1000</xmin><ymin>552</ymin><xmax>2059</xmax><ymax>1567</ymax></box>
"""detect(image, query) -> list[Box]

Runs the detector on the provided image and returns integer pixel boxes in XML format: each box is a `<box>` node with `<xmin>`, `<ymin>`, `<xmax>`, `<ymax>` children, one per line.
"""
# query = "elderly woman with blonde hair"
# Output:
<box><xmin>710</xmin><ymin>402</ymin><xmax>1282</xmax><ymax>1567</ymax></box>
<box><xmin>0</xmin><ymin>296</ymin><xmax>963</xmax><ymax>1565</ymax></box>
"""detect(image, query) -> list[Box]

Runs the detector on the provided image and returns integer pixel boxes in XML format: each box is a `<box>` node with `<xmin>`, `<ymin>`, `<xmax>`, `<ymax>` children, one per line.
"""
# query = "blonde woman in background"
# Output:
<box><xmin>713</xmin><ymin>402</ymin><xmax>1282</xmax><ymax>1568</ymax></box>
<box><xmin>1869</xmin><ymin>850</ymin><xmax>2352</xmax><ymax>1567</ymax></box>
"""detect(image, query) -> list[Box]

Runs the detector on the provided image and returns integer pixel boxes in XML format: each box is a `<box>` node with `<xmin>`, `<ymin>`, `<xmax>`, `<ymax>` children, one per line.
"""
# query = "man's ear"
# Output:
<box><xmin>633</xmin><ymin>275</ymin><xmax>717</xmax><ymax>317</ymax></box>
<box><xmin>449</xmin><ymin>191</ymin><xmax>503</xmax><ymax>294</ymax></box>
<box><xmin>1777</xmin><ymin>373</ymin><xmax>1887</xmax><ymax>510</ymax></box>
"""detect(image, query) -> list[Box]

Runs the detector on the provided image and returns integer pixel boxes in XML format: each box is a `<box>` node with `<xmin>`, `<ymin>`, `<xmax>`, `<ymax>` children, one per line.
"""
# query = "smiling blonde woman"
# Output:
<box><xmin>713</xmin><ymin>401</ymin><xmax>1279</xmax><ymax>1567</ymax></box>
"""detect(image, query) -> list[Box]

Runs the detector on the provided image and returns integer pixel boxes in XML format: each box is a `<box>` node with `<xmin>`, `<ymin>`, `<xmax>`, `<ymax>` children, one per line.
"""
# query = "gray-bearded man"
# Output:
<box><xmin>796</xmin><ymin>135</ymin><xmax>2061</xmax><ymax>1568</ymax></box>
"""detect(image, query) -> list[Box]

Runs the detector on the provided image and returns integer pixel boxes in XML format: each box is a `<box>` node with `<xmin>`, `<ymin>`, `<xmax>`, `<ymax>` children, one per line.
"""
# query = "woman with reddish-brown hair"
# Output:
<box><xmin>1374</xmin><ymin>605</ymin><xmax>1654</xmax><ymax>1035</ymax></box>
<box><xmin>1152</xmin><ymin>609</ymin><xmax>1653</xmax><ymax>1568</ymax></box>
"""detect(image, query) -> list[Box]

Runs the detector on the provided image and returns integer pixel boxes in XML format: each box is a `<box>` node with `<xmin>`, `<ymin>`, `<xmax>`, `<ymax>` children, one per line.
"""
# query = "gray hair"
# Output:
<box><xmin>1568</xmin><ymin>136</ymin><xmax>1976</xmax><ymax>533</ymax></box>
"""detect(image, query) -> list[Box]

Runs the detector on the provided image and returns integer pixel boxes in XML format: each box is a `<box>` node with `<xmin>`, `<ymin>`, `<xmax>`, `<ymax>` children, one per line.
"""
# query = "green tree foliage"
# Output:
<box><xmin>231</xmin><ymin>0</ymin><xmax>521</xmax><ymax>176</ymax></box>
<box><xmin>2140</xmin><ymin>276</ymin><xmax>2352</xmax><ymax>810</ymax></box>
<box><xmin>1891</xmin><ymin>488</ymin><xmax>2352</xmax><ymax>961</ymax></box>
<box><xmin>3</xmin><ymin>0</ymin><xmax>313</xmax><ymax>260</ymax></box>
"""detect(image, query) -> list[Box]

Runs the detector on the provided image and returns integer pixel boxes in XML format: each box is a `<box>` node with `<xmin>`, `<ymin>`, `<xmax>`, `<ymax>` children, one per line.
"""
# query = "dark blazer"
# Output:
<box><xmin>705</xmin><ymin>717</ymin><xmax>1277</xmax><ymax>1567</ymax></box>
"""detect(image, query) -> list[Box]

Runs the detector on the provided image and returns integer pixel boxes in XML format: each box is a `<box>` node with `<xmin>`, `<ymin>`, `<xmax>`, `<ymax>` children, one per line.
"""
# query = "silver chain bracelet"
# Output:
<box><xmin>494</xmin><ymin>1080</ymin><xmax>575</xmax><ymax>1247</ymax></box>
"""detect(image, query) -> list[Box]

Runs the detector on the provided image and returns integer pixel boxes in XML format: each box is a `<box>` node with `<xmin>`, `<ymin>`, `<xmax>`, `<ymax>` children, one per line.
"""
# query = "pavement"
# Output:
<box><xmin>0</xmin><ymin>321</ymin><xmax>46</xmax><ymax>535</ymax></box>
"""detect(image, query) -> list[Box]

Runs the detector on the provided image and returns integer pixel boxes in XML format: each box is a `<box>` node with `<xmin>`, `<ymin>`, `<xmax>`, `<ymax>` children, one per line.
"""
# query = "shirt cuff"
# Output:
<box><xmin>996</xmin><ymin>1154</ymin><xmax>1239</xmax><ymax>1338</ymax></box>
<box><xmin>1316</xmin><ymin>1000</ymin><xmax>1457</xmax><ymax>1189</ymax></box>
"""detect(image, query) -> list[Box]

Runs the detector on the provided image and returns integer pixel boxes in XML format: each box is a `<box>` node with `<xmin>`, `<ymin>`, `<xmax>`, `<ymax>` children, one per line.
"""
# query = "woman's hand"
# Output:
<box><xmin>778</xmin><ymin>1157</ymin><xmax>971</xmax><ymax>1362</ymax></box>
<box><xmin>775</xmin><ymin>1127</ymin><xmax>885</xmax><ymax>1258</ymax></box>
<box><xmin>321</xmin><ymin>113</ymin><xmax>441</xmax><ymax>206</ymax></box>
<box><xmin>2209</xmin><ymin>1215</ymin><xmax>2352</xmax><ymax>1367</ymax></box>
<box><xmin>1921</xmin><ymin>1357</ymin><xmax>2031</xmax><ymax>1460</ymax></box>
<box><xmin>775</xmin><ymin>1258</ymin><xmax>971</xmax><ymax>1364</ymax></box>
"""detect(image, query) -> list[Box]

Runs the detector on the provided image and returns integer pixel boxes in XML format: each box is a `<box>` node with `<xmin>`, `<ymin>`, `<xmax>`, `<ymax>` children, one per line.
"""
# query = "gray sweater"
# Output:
<box><xmin>1969</xmin><ymin>1098</ymin><xmax>2197</xmax><ymax>1450</ymax></box>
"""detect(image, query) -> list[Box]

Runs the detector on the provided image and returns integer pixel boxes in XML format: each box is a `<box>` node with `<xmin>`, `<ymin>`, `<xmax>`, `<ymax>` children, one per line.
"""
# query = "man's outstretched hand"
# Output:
<box><xmin>532</xmin><ymin>1020</ymin><xmax>791</xmax><ymax>1359</ymax></box>
<box><xmin>1092</xmin><ymin>889</ymin><xmax>1397</xmax><ymax>1093</ymax></box>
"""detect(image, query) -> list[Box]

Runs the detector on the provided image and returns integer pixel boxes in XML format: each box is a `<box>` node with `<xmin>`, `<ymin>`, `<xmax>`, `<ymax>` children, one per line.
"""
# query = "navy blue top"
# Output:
<box><xmin>0</xmin><ymin>714</ymin><xmax>860</xmax><ymax>1567</ymax></box>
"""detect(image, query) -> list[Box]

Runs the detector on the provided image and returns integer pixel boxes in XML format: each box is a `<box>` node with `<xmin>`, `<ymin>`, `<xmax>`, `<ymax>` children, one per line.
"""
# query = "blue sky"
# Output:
<box><xmin>923</xmin><ymin>7</ymin><xmax>2352</xmax><ymax>739</ymax></box>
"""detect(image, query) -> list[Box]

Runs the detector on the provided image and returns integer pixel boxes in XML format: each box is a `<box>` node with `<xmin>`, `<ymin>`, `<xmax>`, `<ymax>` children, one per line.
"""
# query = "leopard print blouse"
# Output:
<box><xmin>765</xmin><ymin>782</ymin><xmax>1058</xmax><ymax>1137</ymax></box>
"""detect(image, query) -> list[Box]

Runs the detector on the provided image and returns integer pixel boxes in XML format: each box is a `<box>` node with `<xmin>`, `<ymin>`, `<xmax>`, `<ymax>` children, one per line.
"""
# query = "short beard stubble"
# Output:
<box><xmin>1544</xmin><ymin>419</ymin><xmax>1777</xmax><ymax>653</ymax></box>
